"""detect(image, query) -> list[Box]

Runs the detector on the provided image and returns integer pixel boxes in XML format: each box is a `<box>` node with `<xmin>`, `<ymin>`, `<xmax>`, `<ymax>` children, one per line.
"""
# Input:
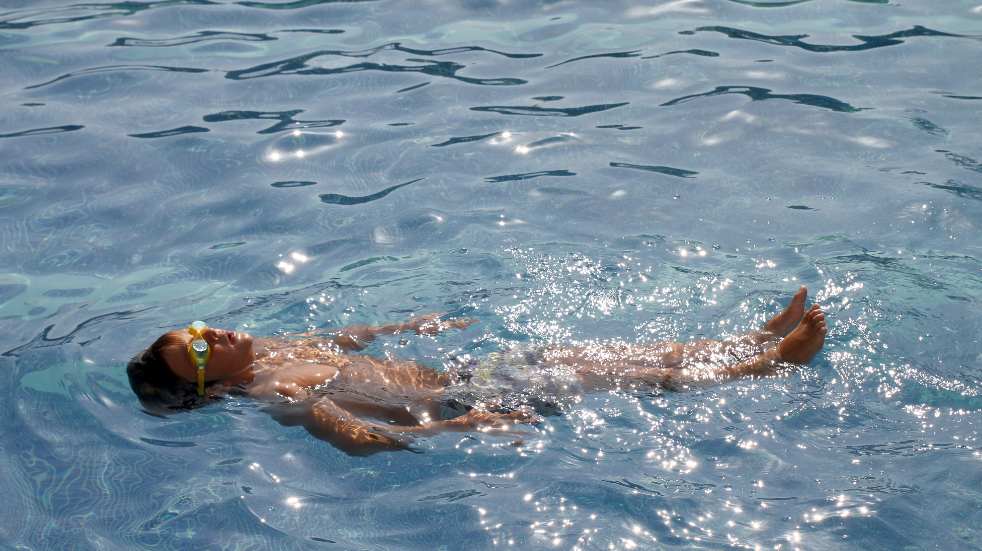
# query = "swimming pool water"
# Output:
<box><xmin>1</xmin><ymin>0</ymin><xmax>980</xmax><ymax>549</ymax></box>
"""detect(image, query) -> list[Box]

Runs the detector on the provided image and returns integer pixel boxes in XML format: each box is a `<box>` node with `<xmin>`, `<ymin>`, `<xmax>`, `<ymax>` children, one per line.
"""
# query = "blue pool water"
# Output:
<box><xmin>1</xmin><ymin>0</ymin><xmax>980</xmax><ymax>548</ymax></box>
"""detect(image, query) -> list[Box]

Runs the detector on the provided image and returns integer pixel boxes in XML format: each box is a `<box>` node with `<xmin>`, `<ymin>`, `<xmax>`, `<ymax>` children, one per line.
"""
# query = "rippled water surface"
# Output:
<box><xmin>2</xmin><ymin>0</ymin><xmax>981</xmax><ymax>549</ymax></box>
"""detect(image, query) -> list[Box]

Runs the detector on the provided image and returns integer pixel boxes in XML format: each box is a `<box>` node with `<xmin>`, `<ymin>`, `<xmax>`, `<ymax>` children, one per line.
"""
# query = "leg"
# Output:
<box><xmin>657</xmin><ymin>285</ymin><xmax>808</xmax><ymax>366</ymax></box>
<box><xmin>556</xmin><ymin>288</ymin><xmax>822</xmax><ymax>391</ymax></box>
<box><xmin>686</xmin><ymin>303</ymin><xmax>828</xmax><ymax>385</ymax></box>
<box><xmin>541</xmin><ymin>341</ymin><xmax>685</xmax><ymax>391</ymax></box>
<box><xmin>745</xmin><ymin>285</ymin><xmax>808</xmax><ymax>345</ymax></box>
<box><xmin>764</xmin><ymin>285</ymin><xmax>808</xmax><ymax>333</ymax></box>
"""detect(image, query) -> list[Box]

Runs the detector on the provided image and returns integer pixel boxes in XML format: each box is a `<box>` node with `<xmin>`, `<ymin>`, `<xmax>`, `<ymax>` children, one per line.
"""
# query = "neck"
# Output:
<box><xmin>222</xmin><ymin>345</ymin><xmax>265</xmax><ymax>387</ymax></box>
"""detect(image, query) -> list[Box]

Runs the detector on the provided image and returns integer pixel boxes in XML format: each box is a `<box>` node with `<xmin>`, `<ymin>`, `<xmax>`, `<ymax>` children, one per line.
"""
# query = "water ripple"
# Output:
<box><xmin>845</xmin><ymin>439</ymin><xmax>969</xmax><ymax>457</ymax></box>
<box><xmin>936</xmin><ymin>149</ymin><xmax>982</xmax><ymax>174</ymax></box>
<box><xmin>725</xmin><ymin>0</ymin><xmax>813</xmax><ymax>6</ymax></box>
<box><xmin>393</xmin><ymin>82</ymin><xmax>426</xmax><ymax>93</ymax></box>
<box><xmin>271</xmin><ymin>181</ymin><xmax>317</xmax><ymax>188</ymax></box>
<box><xmin>546</xmin><ymin>50</ymin><xmax>641</xmax><ymax>69</ymax></box>
<box><xmin>470</xmin><ymin>102</ymin><xmax>629</xmax><ymax>117</ymax></box>
<box><xmin>0</xmin><ymin>0</ymin><xmax>374</xmax><ymax>29</ymax></box>
<box><xmin>918</xmin><ymin>179</ymin><xmax>982</xmax><ymax>202</ymax></box>
<box><xmin>0</xmin><ymin>125</ymin><xmax>84</xmax><ymax>139</ymax></box>
<box><xmin>431</xmin><ymin>132</ymin><xmax>501</xmax><ymax>148</ymax></box>
<box><xmin>908</xmin><ymin>115</ymin><xmax>948</xmax><ymax>136</ymax></box>
<box><xmin>234</xmin><ymin>0</ymin><xmax>380</xmax><ymax>9</ymax></box>
<box><xmin>692</xmin><ymin>25</ymin><xmax>967</xmax><ymax>53</ymax></box>
<box><xmin>225</xmin><ymin>42</ymin><xmax>534</xmax><ymax>85</ymax></box>
<box><xmin>661</xmin><ymin>85</ymin><xmax>862</xmax><ymax>112</ymax></box>
<box><xmin>939</xmin><ymin>93</ymin><xmax>982</xmax><ymax>100</ymax></box>
<box><xmin>641</xmin><ymin>48</ymin><xmax>720</xmax><ymax>59</ymax></box>
<box><xmin>319</xmin><ymin>178</ymin><xmax>423</xmax><ymax>206</ymax></box>
<box><xmin>3</xmin><ymin>308</ymin><xmax>146</xmax><ymax>358</ymax></box>
<box><xmin>0</xmin><ymin>0</ymin><xmax>217</xmax><ymax>30</ymax></box>
<box><xmin>25</xmin><ymin>64</ymin><xmax>208</xmax><ymax>90</ymax></box>
<box><xmin>128</xmin><ymin>125</ymin><xmax>209</xmax><ymax>139</ymax></box>
<box><xmin>596</xmin><ymin>124</ymin><xmax>642</xmax><ymax>130</ymax></box>
<box><xmin>610</xmin><ymin>162</ymin><xmax>698</xmax><ymax>178</ymax></box>
<box><xmin>203</xmin><ymin>110</ymin><xmax>344</xmax><ymax>134</ymax></box>
<box><xmin>109</xmin><ymin>30</ymin><xmax>276</xmax><ymax>48</ymax></box>
<box><xmin>485</xmin><ymin>170</ymin><xmax>576</xmax><ymax>183</ymax></box>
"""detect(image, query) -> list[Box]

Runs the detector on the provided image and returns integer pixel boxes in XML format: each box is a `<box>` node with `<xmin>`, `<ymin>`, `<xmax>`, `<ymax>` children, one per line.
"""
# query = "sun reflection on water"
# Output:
<box><xmin>449</xmin><ymin>244</ymin><xmax>910</xmax><ymax>549</ymax></box>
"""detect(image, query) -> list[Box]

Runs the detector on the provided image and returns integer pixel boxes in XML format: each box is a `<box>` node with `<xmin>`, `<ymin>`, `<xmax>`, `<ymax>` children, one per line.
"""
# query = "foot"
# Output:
<box><xmin>765</xmin><ymin>286</ymin><xmax>808</xmax><ymax>337</ymax></box>
<box><xmin>777</xmin><ymin>304</ymin><xmax>827</xmax><ymax>364</ymax></box>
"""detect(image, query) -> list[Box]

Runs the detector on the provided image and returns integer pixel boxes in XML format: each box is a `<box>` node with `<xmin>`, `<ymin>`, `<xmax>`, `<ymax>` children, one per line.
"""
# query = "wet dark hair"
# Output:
<box><xmin>127</xmin><ymin>331</ymin><xmax>217</xmax><ymax>411</ymax></box>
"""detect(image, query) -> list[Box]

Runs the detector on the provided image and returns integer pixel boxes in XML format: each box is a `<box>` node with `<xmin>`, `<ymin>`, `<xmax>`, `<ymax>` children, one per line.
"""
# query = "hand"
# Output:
<box><xmin>333</xmin><ymin>325</ymin><xmax>375</xmax><ymax>350</ymax></box>
<box><xmin>410</xmin><ymin>313</ymin><xmax>477</xmax><ymax>335</ymax></box>
<box><xmin>355</xmin><ymin>427</ymin><xmax>413</xmax><ymax>452</ymax></box>
<box><xmin>448</xmin><ymin>408</ymin><xmax>541</xmax><ymax>432</ymax></box>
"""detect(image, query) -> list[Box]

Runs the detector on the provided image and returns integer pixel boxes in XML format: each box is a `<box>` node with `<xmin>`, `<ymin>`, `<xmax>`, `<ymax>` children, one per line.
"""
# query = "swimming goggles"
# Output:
<box><xmin>186</xmin><ymin>321</ymin><xmax>211</xmax><ymax>396</ymax></box>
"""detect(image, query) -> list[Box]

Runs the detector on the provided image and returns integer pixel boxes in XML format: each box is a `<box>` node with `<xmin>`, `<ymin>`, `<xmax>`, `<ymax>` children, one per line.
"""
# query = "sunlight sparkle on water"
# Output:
<box><xmin>285</xmin><ymin>496</ymin><xmax>302</xmax><ymax>510</ymax></box>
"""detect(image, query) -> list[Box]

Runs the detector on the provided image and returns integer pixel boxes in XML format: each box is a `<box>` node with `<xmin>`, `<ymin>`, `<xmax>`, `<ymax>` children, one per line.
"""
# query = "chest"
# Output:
<box><xmin>246</xmin><ymin>349</ymin><xmax>344</xmax><ymax>399</ymax></box>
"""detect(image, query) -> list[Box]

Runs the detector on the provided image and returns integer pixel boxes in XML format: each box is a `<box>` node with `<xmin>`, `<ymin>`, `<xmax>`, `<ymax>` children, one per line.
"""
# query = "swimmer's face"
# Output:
<box><xmin>160</xmin><ymin>327</ymin><xmax>255</xmax><ymax>384</ymax></box>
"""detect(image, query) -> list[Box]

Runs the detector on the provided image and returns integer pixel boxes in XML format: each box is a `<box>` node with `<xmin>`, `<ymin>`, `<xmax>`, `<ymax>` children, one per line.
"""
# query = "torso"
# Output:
<box><xmin>239</xmin><ymin>338</ymin><xmax>452</xmax><ymax>424</ymax></box>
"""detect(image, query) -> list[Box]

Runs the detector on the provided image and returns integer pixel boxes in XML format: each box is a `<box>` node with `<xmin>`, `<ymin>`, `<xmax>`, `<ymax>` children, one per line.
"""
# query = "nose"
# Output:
<box><xmin>202</xmin><ymin>328</ymin><xmax>223</xmax><ymax>344</ymax></box>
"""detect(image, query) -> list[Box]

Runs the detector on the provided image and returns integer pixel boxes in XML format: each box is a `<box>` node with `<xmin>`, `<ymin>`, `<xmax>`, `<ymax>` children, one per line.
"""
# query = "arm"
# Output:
<box><xmin>312</xmin><ymin>313</ymin><xmax>476</xmax><ymax>351</ymax></box>
<box><xmin>274</xmin><ymin>398</ymin><xmax>538</xmax><ymax>455</ymax></box>
<box><xmin>304</xmin><ymin>397</ymin><xmax>415</xmax><ymax>455</ymax></box>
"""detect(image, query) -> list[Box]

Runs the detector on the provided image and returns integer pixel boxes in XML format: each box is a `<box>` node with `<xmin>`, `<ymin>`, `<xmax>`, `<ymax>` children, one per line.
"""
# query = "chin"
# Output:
<box><xmin>236</xmin><ymin>331</ymin><xmax>254</xmax><ymax>349</ymax></box>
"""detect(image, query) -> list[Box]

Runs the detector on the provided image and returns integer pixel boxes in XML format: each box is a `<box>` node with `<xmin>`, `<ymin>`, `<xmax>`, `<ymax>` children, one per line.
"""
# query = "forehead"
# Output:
<box><xmin>166</xmin><ymin>329</ymin><xmax>192</xmax><ymax>345</ymax></box>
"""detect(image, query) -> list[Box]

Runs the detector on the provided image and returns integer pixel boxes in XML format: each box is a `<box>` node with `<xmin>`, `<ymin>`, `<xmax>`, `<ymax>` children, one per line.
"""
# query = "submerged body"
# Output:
<box><xmin>130</xmin><ymin>287</ymin><xmax>827</xmax><ymax>454</ymax></box>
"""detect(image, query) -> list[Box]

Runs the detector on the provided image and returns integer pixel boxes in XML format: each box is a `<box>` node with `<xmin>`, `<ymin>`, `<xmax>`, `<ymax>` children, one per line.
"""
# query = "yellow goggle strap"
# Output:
<box><xmin>197</xmin><ymin>367</ymin><xmax>206</xmax><ymax>397</ymax></box>
<box><xmin>187</xmin><ymin>321</ymin><xmax>212</xmax><ymax>397</ymax></box>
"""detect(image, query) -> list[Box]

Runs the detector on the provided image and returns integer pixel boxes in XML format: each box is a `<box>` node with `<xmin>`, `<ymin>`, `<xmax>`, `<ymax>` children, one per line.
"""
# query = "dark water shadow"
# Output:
<box><xmin>109</xmin><ymin>30</ymin><xmax>276</xmax><ymax>47</ymax></box>
<box><xmin>431</xmin><ymin>132</ymin><xmax>500</xmax><ymax>148</ymax></box>
<box><xmin>225</xmin><ymin>42</ymin><xmax>535</xmax><ymax>85</ymax></box>
<box><xmin>485</xmin><ymin>170</ymin><xmax>575</xmax><ymax>183</ymax></box>
<box><xmin>129</xmin><ymin>126</ymin><xmax>209</xmax><ymax>139</ymax></box>
<box><xmin>319</xmin><ymin>177</ymin><xmax>423</xmax><ymax>206</ymax></box>
<box><xmin>641</xmin><ymin>48</ymin><xmax>720</xmax><ymax>59</ymax></box>
<box><xmin>0</xmin><ymin>125</ymin><xmax>84</xmax><ymax>139</ymax></box>
<box><xmin>546</xmin><ymin>50</ymin><xmax>641</xmax><ymax>69</ymax></box>
<box><xmin>610</xmin><ymin>162</ymin><xmax>698</xmax><ymax>178</ymax></box>
<box><xmin>203</xmin><ymin>110</ymin><xmax>344</xmax><ymax>134</ymax></box>
<box><xmin>471</xmin><ymin>102</ymin><xmax>629</xmax><ymax>117</ymax></box>
<box><xmin>690</xmin><ymin>25</ymin><xmax>968</xmax><ymax>53</ymax></box>
<box><xmin>661</xmin><ymin>86</ymin><xmax>862</xmax><ymax>112</ymax></box>
<box><xmin>25</xmin><ymin>64</ymin><xmax>208</xmax><ymax>90</ymax></box>
<box><xmin>918</xmin><ymin>179</ymin><xmax>982</xmax><ymax>202</ymax></box>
